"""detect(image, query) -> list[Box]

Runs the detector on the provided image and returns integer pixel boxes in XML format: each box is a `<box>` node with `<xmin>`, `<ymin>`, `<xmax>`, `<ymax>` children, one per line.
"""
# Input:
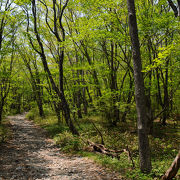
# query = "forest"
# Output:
<box><xmin>0</xmin><ymin>0</ymin><xmax>180</xmax><ymax>179</ymax></box>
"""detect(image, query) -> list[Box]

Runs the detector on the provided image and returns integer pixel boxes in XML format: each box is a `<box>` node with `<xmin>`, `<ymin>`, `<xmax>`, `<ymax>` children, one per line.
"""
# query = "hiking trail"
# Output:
<box><xmin>0</xmin><ymin>114</ymin><xmax>121</xmax><ymax>180</ymax></box>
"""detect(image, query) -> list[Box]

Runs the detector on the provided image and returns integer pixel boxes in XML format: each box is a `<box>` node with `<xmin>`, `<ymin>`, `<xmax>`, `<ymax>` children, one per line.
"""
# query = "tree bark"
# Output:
<box><xmin>162</xmin><ymin>150</ymin><xmax>180</xmax><ymax>180</ymax></box>
<box><xmin>127</xmin><ymin>0</ymin><xmax>152</xmax><ymax>173</ymax></box>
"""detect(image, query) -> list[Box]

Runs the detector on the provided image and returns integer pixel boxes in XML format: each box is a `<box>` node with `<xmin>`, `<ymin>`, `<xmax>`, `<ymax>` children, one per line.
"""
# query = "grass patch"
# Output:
<box><xmin>26</xmin><ymin>109</ymin><xmax>180</xmax><ymax>180</ymax></box>
<box><xmin>26</xmin><ymin>108</ymin><xmax>69</xmax><ymax>138</ymax></box>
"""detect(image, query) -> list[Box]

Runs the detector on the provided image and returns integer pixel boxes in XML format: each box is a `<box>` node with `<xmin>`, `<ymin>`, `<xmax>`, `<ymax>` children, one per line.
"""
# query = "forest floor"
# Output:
<box><xmin>0</xmin><ymin>114</ymin><xmax>122</xmax><ymax>180</ymax></box>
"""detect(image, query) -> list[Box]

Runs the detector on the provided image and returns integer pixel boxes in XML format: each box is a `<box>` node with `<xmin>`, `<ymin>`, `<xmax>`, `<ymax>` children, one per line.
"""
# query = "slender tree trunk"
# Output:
<box><xmin>56</xmin><ymin>0</ymin><xmax>79</xmax><ymax>135</ymax></box>
<box><xmin>156</xmin><ymin>69</ymin><xmax>163</xmax><ymax>107</ymax></box>
<box><xmin>30</xmin><ymin>0</ymin><xmax>78</xmax><ymax>135</ymax></box>
<box><xmin>76</xmin><ymin>53</ymin><xmax>83</xmax><ymax>118</ymax></box>
<box><xmin>82</xmin><ymin>44</ymin><xmax>102</xmax><ymax>97</ymax></box>
<box><xmin>34</xmin><ymin>60</ymin><xmax>45</xmax><ymax>117</ymax></box>
<box><xmin>21</xmin><ymin>54</ymin><xmax>45</xmax><ymax>117</ymax></box>
<box><xmin>16</xmin><ymin>94</ymin><xmax>21</xmax><ymax>114</ymax></box>
<box><xmin>77</xmin><ymin>92</ymin><xmax>82</xmax><ymax>118</ymax></box>
<box><xmin>110</xmin><ymin>42</ymin><xmax>119</xmax><ymax>126</ymax></box>
<box><xmin>82</xmin><ymin>87</ymin><xmax>88</xmax><ymax>114</ymax></box>
<box><xmin>52</xmin><ymin>101</ymin><xmax>61</xmax><ymax>124</ymax></box>
<box><xmin>146</xmin><ymin>38</ymin><xmax>154</xmax><ymax>134</ymax></box>
<box><xmin>0</xmin><ymin>100</ymin><xmax>4</xmax><ymax>124</ymax></box>
<box><xmin>86</xmin><ymin>87</ymin><xmax>92</xmax><ymax>103</ymax></box>
<box><xmin>121</xmin><ymin>73</ymin><xmax>133</xmax><ymax>122</ymax></box>
<box><xmin>127</xmin><ymin>0</ymin><xmax>152</xmax><ymax>173</ymax></box>
<box><xmin>162</xmin><ymin>60</ymin><xmax>169</xmax><ymax>125</ymax></box>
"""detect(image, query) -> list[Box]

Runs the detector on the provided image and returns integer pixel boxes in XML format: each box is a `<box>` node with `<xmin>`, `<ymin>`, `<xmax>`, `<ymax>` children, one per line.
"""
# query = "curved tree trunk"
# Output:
<box><xmin>29</xmin><ymin>0</ymin><xmax>79</xmax><ymax>135</ymax></box>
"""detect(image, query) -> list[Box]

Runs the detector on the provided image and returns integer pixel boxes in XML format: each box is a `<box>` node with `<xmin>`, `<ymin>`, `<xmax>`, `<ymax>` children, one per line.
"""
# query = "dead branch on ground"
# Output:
<box><xmin>87</xmin><ymin>140</ymin><xmax>135</xmax><ymax>168</ymax></box>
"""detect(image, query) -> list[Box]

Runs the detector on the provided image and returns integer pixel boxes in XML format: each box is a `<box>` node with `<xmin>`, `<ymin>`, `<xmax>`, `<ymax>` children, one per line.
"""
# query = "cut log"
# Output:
<box><xmin>162</xmin><ymin>150</ymin><xmax>180</xmax><ymax>180</ymax></box>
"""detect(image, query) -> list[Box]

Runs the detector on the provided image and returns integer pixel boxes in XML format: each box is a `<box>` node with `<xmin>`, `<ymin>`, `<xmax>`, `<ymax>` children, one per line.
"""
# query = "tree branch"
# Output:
<box><xmin>167</xmin><ymin>0</ymin><xmax>178</xmax><ymax>17</ymax></box>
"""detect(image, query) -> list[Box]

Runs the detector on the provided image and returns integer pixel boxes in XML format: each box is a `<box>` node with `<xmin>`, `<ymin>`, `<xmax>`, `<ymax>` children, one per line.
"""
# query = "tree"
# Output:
<box><xmin>19</xmin><ymin>47</ymin><xmax>45</xmax><ymax>117</ymax></box>
<box><xmin>0</xmin><ymin>0</ymin><xmax>17</xmax><ymax>123</ymax></box>
<box><xmin>127</xmin><ymin>0</ymin><xmax>152</xmax><ymax>173</ymax></box>
<box><xmin>25</xmin><ymin>0</ymin><xmax>79</xmax><ymax>135</ymax></box>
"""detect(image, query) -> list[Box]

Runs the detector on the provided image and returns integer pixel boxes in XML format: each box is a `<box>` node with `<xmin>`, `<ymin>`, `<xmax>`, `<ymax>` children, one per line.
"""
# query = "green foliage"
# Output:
<box><xmin>25</xmin><ymin>108</ymin><xmax>39</xmax><ymax>120</ymax></box>
<box><xmin>25</xmin><ymin>105</ymin><xmax>180</xmax><ymax>179</ymax></box>
<box><xmin>0</xmin><ymin>0</ymin><xmax>180</xmax><ymax>177</ymax></box>
<box><xmin>0</xmin><ymin>119</ymin><xmax>11</xmax><ymax>143</ymax></box>
<box><xmin>54</xmin><ymin>131</ymin><xmax>82</xmax><ymax>152</ymax></box>
<box><xmin>142</xmin><ymin>45</ymin><xmax>174</xmax><ymax>73</ymax></box>
<box><xmin>26</xmin><ymin>110</ymin><xmax>35</xmax><ymax>120</ymax></box>
<box><xmin>14</xmin><ymin>0</ymin><xmax>31</xmax><ymax>5</ymax></box>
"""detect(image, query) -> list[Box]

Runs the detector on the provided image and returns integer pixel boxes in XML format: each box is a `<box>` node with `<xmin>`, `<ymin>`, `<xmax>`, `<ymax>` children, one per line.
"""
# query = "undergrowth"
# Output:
<box><xmin>0</xmin><ymin>118</ymin><xmax>11</xmax><ymax>143</ymax></box>
<box><xmin>26</xmin><ymin>108</ymin><xmax>180</xmax><ymax>180</ymax></box>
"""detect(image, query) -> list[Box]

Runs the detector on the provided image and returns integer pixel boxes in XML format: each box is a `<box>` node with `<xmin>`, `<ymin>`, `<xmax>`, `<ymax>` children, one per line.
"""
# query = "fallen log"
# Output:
<box><xmin>87</xmin><ymin>140</ymin><xmax>135</xmax><ymax>168</ymax></box>
<box><xmin>162</xmin><ymin>150</ymin><xmax>180</xmax><ymax>180</ymax></box>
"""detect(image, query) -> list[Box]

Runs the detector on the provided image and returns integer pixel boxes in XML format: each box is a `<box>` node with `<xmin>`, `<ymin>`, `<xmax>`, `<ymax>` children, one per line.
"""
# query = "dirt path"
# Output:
<box><xmin>0</xmin><ymin>114</ymin><xmax>122</xmax><ymax>180</ymax></box>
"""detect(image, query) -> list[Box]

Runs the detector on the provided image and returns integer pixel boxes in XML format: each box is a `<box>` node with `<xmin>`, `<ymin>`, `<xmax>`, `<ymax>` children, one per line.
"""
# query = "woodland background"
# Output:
<box><xmin>0</xmin><ymin>0</ymin><xmax>180</xmax><ymax>179</ymax></box>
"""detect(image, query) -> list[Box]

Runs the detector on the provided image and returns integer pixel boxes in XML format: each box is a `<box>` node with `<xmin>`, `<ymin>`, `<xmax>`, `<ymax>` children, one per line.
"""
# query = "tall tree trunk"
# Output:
<box><xmin>29</xmin><ymin>0</ymin><xmax>79</xmax><ymax>135</ymax></box>
<box><xmin>56</xmin><ymin>0</ymin><xmax>79</xmax><ymax>135</ymax></box>
<box><xmin>127</xmin><ymin>0</ymin><xmax>152</xmax><ymax>173</ymax></box>
<box><xmin>146</xmin><ymin>38</ymin><xmax>154</xmax><ymax>134</ymax></box>
<box><xmin>110</xmin><ymin>42</ymin><xmax>119</xmax><ymax>126</ymax></box>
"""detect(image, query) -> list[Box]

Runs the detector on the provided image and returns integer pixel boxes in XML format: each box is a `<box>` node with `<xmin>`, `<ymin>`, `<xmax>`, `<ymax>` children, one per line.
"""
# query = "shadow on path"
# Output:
<box><xmin>0</xmin><ymin>114</ymin><xmax>55</xmax><ymax>179</ymax></box>
<box><xmin>0</xmin><ymin>114</ymin><xmax>121</xmax><ymax>180</ymax></box>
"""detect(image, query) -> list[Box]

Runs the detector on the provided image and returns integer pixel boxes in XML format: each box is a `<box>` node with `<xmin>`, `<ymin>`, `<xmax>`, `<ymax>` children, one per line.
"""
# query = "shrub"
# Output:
<box><xmin>54</xmin><ymin>131</ymin><xmax>82</xmax><ymax>152</ymax></box>
<box><xmin>25</xmin><ymin>108</ymin><xmax>38</xmax><ymax>120</ymax></box>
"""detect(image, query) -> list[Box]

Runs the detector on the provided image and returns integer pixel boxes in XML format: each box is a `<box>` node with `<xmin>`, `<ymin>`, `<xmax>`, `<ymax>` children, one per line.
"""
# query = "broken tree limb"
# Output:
<box><xmin>87</xmin><ymin>140</ymin><xmax>121</xmax><ymax>159</ymax></box>
<box><xmin>87</xmin><ymin>140</ymin><xmax>135</xmax><ymax>168</ymax></box>
<box><xmin>125</xmin><ymin>145</ymin><xmax>135</xmax><ymax>168</ymax></box>
<box><xmin>162</xmin><ymin>150</ymin><xmax>180</xmax><ymax>180</ymax></box>
<box><xmin>88</xmin><ymin>119</ymin><xmax>104</xmax><ymax>145</ymax></box>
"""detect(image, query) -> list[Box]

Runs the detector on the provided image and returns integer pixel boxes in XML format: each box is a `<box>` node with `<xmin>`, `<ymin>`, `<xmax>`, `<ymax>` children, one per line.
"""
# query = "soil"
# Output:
<box><xmin>0</xmin><ymin>114</ymin><xmax>122</xmax><ymax>180</ymax></box>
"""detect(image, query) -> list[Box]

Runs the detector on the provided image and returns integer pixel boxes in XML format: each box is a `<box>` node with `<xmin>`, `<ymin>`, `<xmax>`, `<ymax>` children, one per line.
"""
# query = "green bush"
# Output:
<box><xmin>25</xmin><ymin>108</ymin><xmax>38</xmax><ymax>120</ymax></box>
<box><xmin>54</xmin><ymin>131</ymin><xmax>82</xmax><ymax>152</ymax></box>
<box><xmin>26</xmin><ymin>111</ymin><xmax>35</xmax><ymax>120</ymax></box>
<box><xmin>0</xmin><ymin>120</ymin><xmax>11</xmax><ymax>143</ymax></box>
